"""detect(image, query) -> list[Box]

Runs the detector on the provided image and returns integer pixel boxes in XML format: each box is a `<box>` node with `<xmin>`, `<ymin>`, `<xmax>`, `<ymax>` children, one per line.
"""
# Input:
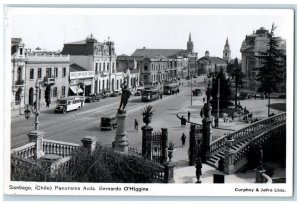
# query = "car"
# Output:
<box><xmin>100</xmin><ymin>116</ymin><xmax>117</xmax><ymax>130</ymax></box>
<box><xmin>192</xmin><ymin>88</ymin><xmax>202</xmax><ymax>96</ymax></box>
<box><xmin>85</xmin><ymin>93</ymin><xmax>101</xmax><ymax>103</ymax></box>
<box><xmin>109</xmin><ymin>92</ymin><xmax>120</xmax><ymax>97</ymax></box>
<box><xmin>134</xmin><ymin>91</ymin><xmax>141</xmax><ymax>96</ymax></box>
<box><xmin>193</xmin><ymin>75</ymin><xmax>197</xmax><ymax>78</ymax></box>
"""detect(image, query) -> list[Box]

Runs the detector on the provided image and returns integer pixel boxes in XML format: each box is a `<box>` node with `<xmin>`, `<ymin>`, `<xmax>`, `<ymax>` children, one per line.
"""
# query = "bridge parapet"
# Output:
<box><xmin>209</xmin><ymin>113</ymin><xmax>286</xmax><ymax>158</ymax></box>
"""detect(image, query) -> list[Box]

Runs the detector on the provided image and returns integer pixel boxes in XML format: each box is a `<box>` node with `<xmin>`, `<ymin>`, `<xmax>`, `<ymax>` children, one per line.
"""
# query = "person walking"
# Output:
<box><xmin>134</xmin><ymin>119</ymin><xmax>138</xmax><ymax>132</ymax></box>
<box><xmin>181</xmin><ymin>133</ymin><xmax>186</xmax><ymax>147</ymax></box>
<box><xmin>195</xmin><ymin>158</ymin><xmax>203</xmax><ymax>183</ymax></box>
<box><xmin>188</xmin><ymin>111</ymin><xmax>191</xmax><ymax>121</ymax></box>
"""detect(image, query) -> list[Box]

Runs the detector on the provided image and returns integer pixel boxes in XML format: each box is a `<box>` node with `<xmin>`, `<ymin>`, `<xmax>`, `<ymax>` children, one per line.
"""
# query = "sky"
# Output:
<box><xmin>7</xmin><ymin>8</ymin><xmax>293</xmax><ymax>59</ymax></box>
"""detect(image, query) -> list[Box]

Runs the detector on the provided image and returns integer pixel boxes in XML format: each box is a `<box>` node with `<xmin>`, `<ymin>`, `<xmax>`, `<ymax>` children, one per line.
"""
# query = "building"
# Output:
<box><xmin>197</xmin><ymin>51</ymin><xmax>228</xmax><ymax>74</ymax></box>
<box><xmin>240</xmin><ymin>27</ymin><xmax>286</xmax><ymax>91</ymax></box>
<box><xmin>223</xmin><ymin>38</ymin><xmax>231</xmax><ymax>62</ymax></box>
<box><xmin>116</xmin><ymin>55</ymin><xmax>140</xmax><ymax>89</ymax></box>
<box><xmin>61</xmin><ymin>34</ymin><xmax>119</xmax><ymax>95</ymax></box>
<box><xmin>69</xmin><ymin>63</ymin><xmax>95</xmax><ymax>96</ymax></box>
<box><xmin>11</xmin><ymin>38</ymin><xmax>26</xmax><ymax>110</ymax></box>
<box><xmin>24</xmin><ymin>50</ymin><xmax>70</xmax><ymax>106</ymax></box>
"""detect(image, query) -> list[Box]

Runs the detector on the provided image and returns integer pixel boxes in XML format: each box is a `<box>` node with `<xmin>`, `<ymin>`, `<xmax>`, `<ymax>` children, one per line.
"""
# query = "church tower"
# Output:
<box><xmin>223</xmin><ymin>37</ymin><xmax>231</xmax><ymax>62</ymax></box>
<box><xmin>187</xmin><ymin>32</ymin><xmax>194</xmax><ymax>53</ymax></box>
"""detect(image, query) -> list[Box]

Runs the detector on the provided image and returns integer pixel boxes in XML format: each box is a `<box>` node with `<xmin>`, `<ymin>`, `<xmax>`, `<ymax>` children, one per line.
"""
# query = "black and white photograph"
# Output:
<box><xmin>2</xmin><ymin>4</ymin><xmax>295</xmax><ymax>197</ymax></box>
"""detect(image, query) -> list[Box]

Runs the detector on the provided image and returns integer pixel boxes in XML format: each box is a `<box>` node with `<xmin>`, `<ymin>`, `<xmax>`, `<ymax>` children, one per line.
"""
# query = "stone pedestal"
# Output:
<box><xmin>223</xmin><ymin>137</ymin><xmax>235</xmax><ymax>175</ymax></box>
<box><xmin>164</xmin><ymin>162</ymin><xmax>176</xmax><ymax>183</ymax></box>
<box><xmin>141</xmin><ymin>125</ymin><xmax>153</xmax><ymax>160</ymax></box>
<box><xmin>27</xmin><ymin>130</ymin><xmax>45</xmax><ymax>160</ymax></box>
<box><xmin>255</xmin><ymin>168</ymin><xmax>266</xmax><ymax>183</ymax></box>
<box><xmin>81</xmin><ymin>136</ymin><xmax>97</xmax><ymax>155</ymax></box>
<box><xmin>113</xmin><ymin>111</ymin><xmax>129</xmax><ymax>153</ymax></box>
<box><xmin>202</xmin><ymin>103</ymin><xmax>213</xmax><ymax>162</ymax></box>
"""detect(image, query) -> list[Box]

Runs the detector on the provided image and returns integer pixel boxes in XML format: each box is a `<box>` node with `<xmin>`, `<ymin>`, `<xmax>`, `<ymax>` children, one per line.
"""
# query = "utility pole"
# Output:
<box><xmin>217</xmin><ymin>78</ymin><xmax>220</xmax><ymax>127</ymax></box>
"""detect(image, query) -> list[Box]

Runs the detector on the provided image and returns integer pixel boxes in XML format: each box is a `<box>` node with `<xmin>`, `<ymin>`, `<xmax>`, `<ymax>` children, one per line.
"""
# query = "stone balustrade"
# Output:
<box><xmin>224</xmin><ymin>123</ymin><xmax>285</xmax><ymax>174</ymax></box>
<box><xmin>11</xmin><ymin>142</ymin><xmax>36</xmax><ymax>160</ymax></box>
<box><xmin>50</xmin><ymin>156</ymin><xmax>72</xmax><ymax>178</ymax></box>
<box><xmin>209</xmin><ymin>113</ymin><xmax>286</xmax><ymax>158</ymax></box>
<box><xmin>43</xmin><ymin>140</ymin><xmax>80</xmax><ymax>157</ymax></box>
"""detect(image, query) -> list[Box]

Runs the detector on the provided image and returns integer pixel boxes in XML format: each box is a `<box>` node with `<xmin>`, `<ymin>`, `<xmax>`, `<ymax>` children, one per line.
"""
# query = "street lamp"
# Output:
<box><xmin>24</xmin><ymin>80</ymin><xmax>41</xmax><ymax>131</ymax></box>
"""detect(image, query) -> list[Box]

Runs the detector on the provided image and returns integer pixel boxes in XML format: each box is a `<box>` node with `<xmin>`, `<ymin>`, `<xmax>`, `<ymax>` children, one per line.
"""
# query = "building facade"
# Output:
<box><xmin>11</xmin><ymin>38</ymin><xmax>26</xmax><ymax>110</ymax></box>
<box><xmin>240</xmin><ymin>27</ymin><xmax>286</xmax><ymax>91</ymax></box>
<box><xmin>24</xmin><ymin>51</ymin><xmax>70</xmax><ymax>106</ymax></box>
<box><xmin>61</xmin><ymin>35</ymin><xmax>121</xmax><ymax>95</ymax></box>
<box><xmin>198</xmin><ymin>51</ymin><xmax>228</xmax><ymax>74</ymax></box>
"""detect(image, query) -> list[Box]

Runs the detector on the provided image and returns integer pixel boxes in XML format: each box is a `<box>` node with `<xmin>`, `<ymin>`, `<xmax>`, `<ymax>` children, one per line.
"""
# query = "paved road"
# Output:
<box><xmin>11</xmin><ymin>77</ymin><xmax>206</xmax><ymax>149</ymax></box>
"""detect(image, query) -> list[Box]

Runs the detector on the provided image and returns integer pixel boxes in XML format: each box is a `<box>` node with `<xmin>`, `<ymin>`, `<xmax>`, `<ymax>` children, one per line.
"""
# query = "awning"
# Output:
<box><xmin>69</xmin><ymin>86</ymin><xmax>77</xmax><ymax>94</ymax></box>
<box><xmin>77</xmin><ymin>88</ymin><xmax>84</xmax><ymax>93</ymax></box>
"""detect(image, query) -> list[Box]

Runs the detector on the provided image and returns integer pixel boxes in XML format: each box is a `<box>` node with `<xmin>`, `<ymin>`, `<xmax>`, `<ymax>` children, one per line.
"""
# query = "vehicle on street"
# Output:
<box><xmin>163</xmin><ymin>82</ymin><xmax>179</xmax><ymax>95</ymax></box>
<box><xmin>85</xmin><ymin>93</ymin><xmax>101</xmax><ymax>103</ymax></box>
<box><xmin>134</xmin><ymin>91</ymin><xmax>141</xmax><ymax>96</ymax></box>
<box><xmin>100</xmin><ymin>115</ymin><xmax>117</xmax><ymax>130</ymax></box>
<box><xmin>54</xmin><ymin>96</ymin><xmax>84</xmax><ymax>114</ymax></box>
<box><xmin>141</xmin><ymin>88</ymin><xmax>159</xmax><ymax>101</ymax></box>
<box><xmin>192</xmin><ymin>88</ymin><xmax>202</xmax><ymax>96</ymax></box>
<box><xmin>109</xmin><ymin>91</ymin><xmax>121</xmax><ymax>97</ymax></box>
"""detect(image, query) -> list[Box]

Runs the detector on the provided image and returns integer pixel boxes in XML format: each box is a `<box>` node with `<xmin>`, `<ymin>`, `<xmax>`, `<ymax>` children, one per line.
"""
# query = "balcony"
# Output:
<box><xmin>15</xmin><ymin>80</ymin><xmax>24</xmax><ymax>86</ymax></box>
<box><xmin>44</xmin><ymin>76</ymin><xmax>55</xmax><ymax>85</ymax></box>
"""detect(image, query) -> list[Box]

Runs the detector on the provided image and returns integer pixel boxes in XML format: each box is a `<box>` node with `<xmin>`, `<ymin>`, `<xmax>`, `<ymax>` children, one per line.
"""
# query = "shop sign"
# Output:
<box><xmin>70</xmin><ymin>71</ymin><xmax>95</xmax><ymax>80</ymax></box>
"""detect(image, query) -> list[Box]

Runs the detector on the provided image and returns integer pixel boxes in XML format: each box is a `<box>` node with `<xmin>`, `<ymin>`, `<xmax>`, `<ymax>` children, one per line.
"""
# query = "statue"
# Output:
<box><xmin>118</xmin><ymin>82</ymin><xmax>131</xmax><ymax>112</ymax></box>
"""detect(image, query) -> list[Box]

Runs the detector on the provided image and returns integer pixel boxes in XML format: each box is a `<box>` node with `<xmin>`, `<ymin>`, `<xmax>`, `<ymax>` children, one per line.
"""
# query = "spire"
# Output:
<box><xmin>189</xmin><ymin>32</ymin><xmax>191</xmax><ymax>41</ymax></box>
<box><xmin>225</xmin><ymin>37</ymin><xmax>229</xmax><ymax>46</ymax></box>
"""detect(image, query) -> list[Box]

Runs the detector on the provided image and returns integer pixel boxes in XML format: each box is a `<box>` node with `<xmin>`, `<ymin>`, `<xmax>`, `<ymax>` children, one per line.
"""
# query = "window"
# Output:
<box><xmin>62</xmin><ymin>86</ymin><xmax>65</xmax><ymax>96</ymax></box>
<box><xmin>144</xmin><ymin>64</ymin><xmax>148</xmax><ymax>71</ymax></box>
<box><xmin>38</xmin><ymin>68</ymin><xmax>42</xmax><ymax>79</ymax></box>
<box><xmin>102</xmin><ymin>80</ymin><xmax>105</xmax><ymax>90</ymax></box>
<box><xmin>54</xmin><ymin>68</ymin><xmax>58</xmax><ymax>77</ymax></box>
<box><xmin>95</xmin><ymin>63</ymin><xmax>98</xmax><ymax>74</ymax></box>
<box><xmin>144</xmin><ymin>75</ymin><xmax>147</xmax><ymax>80</ymax></box>
<box><xmin>99</xmin><ymin>63</ymin><xmax>102</xmax><ymax>72</ymax></box>
<box><xmin>107</xmin><ymin>62</ymin><xmax>109</xmax><ymax>71</ymax></box>
<box><xmin>63</xmin><ymin>67</ymin><xmax>66</xmax><ymax>77</ymax></box>
<box><xmin>46</xmin><ymin>68</ymin><xmax>52</xmax><ymax>77</ymax></box>
<box><xmin>53</xmin><ymin>87</ymin><xmax>57</xmax><ymax>98</ymax></box>
<box><xmin>30</xmin><ymin>69</ymin><xmax>34</xmax><ymax>79</ymax></box>
<box><xmin>112</xmin><ymin>62</ymin><xmax>115</xmax><ymax>72</ymax></box>
<box><xmin>19</xmin><ymin>48</ymin><xmax>23</xmax><ymax>55</ymax></box>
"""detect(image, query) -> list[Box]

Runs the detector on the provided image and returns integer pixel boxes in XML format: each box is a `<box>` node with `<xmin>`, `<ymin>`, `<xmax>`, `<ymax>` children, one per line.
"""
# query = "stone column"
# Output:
<box><xmin>223</xmin><ymin>137</ymin><xmax>235</xmax><ymax>175</ymax></box>
<box><xmin>27</xmin><ymin>130</ymin><xmax>45</xmax><ymax>160</ymax></box>
<box><xmin>161</xmin><ymin>128</ymin><xmax>168</xmax><ymax>164</ymax></box>
<box><xmin>164</xmin><ymin>162</ymin><xmax>175</xmax><ymax>183</ymax></box>
<box><xmin>81</xmin><ymin>136</ymin><xmax>97</xmax><ymax>155</ymax></box>
<box><xmin>113</xmin><ymin>110</ymin><xmax>129</xmax><ymax>153</ymax></box>
<box><xmin>202</xmin><ymin>103</ymin><xmax>212</xmax><ymax>162</ymax></box>
<box><xmin>141</xmin><ymin>125</ymin><xmax>153</xmax><ymax>160</ymax></box>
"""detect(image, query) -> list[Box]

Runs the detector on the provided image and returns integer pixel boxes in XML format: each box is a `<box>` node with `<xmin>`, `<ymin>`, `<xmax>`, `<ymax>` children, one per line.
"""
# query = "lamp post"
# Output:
<box><xmin>24</xmin><ymin>80</ymin><xmax>41</xmax><ymax>131</ymax></box>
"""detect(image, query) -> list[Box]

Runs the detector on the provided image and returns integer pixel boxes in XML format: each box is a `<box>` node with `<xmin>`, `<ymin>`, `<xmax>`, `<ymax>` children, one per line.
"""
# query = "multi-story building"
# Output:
<box><xmin>11</xmin><ymin>38</ymin><xmax>26</xmax><ymax>110</ymax></box>
<box><xmin>223</xmin><ymin>38</ymin><xmax>231</xmax><ymax>62</ymax></box>
<box><xmin>198</xmin><ymin>50</ymin><xmax>228</xmax><ymax>74</ymax></box>
<box><xmin>61</xmin><ymin>34</ymin><xmax>119</xmax><ymax>95</ymax></box>
<box><xmin>116</xmin><ymin>55</ymin><xmax>140</xmax><ymax>89</ymax></box>
<box><xmin>240</xmin><ymin>27</ymin><xmax>286</xmax><ymax>91</ymax></box>
<box><xmin>24</xmin><ymin>50</ymin><xmax>70</xmax><ymax>106</ymax></box>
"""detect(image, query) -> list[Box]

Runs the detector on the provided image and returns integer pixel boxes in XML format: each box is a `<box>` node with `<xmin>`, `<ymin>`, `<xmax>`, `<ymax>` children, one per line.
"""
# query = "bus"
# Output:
<box><xmin>163</xmin><ymin>83</ymin><xmax>179</xmax><ymax>95</ymax></box>
<box><xmin>141</xmin><ymin>88</ymin><xmax>160</xmax><ymax>101</ymax></box>
<box><xmin>54</xmin><ymin>96</ymin><xmax>84</xmax><ymax>114</ymax></box>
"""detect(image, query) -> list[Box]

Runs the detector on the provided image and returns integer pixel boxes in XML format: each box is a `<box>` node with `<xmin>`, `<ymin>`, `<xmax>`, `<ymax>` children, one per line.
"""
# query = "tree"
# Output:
<box><xmin>227</xmin><ymin>58</ymin><xmax>245</xmax><ymax>110</ymax></box>
<box><xmin>210</xmin><ymin>69</ymin><xmax>232</xmax><ymax>109</ymax></box>
<box><xmin>255</xmin><ymin>23</ymin><xmax>286</xmax><ymax>116</ymax></box>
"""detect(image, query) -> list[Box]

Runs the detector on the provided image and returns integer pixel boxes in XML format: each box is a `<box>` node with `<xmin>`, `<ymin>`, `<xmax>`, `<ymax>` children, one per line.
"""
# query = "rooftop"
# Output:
<box><xmin>132</xmin><ymin>48</ymin><xmax>184</xmax><ymax>59</ymax></box>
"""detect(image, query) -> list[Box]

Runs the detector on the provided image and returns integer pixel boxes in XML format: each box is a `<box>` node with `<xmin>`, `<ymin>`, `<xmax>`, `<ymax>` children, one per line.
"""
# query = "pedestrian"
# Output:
<box><xmin>200</xmin><ymin>108</ymin><xmax>204</xmax><ymax>118</ymax></box>
<box><xmin>254</xmin><ymin>94</ymin><xmax>257</xmax><ymax>100</ymax></box>
<box><xmin>46</xmin><ymin>100</ymin><xmax>50</xmax><ymax>108</ymax></box>
<box><xmin>195</xmin><ymin>158</ymin><xmax>202</xmax><ymax>183</ymax></box>
<box><xmin>218</xmin><ymin>157</ymin><xmax>224</xmax><ymax>172</ymax></box>
<box><xmin>134</xmin><ymin>119</ymin><xmax>138</xmax><ymax>131</ymax></box>
<box><xmin>231</xmin><ymin>112</ymin><xmax>234</xmax><ymax>121</ymax></box>
<box><xmin>223</xmin><ymin>113</ymin><xmax>226</xmax><ymax>122</ymax></box>
<box><xmin>181</xmin><ymin>133</ymin><xmax>186</xmax><ymax>147</ymax></box>
<box><xmin>188</xmin><ymin>111</ymin><xmax>191</xmax><ymax>121</ymax></box>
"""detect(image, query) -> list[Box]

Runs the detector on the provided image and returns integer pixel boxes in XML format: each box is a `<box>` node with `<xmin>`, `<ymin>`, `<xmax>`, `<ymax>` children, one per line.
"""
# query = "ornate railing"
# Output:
<box><xmin>224</xmin><ymin>123</ymin><xmax>286</xmax><ymax>174</ymax></box>
<box><xmin>43</xmin><ymin>140</ymin><xmax>80</xmax><ymax>157</ymax></box>
<box><xmin>210</xmin><ymin>113</ymin><xmax>286</xmax><ymax>157</ymax></box>
<box><xmin>50</xmin><ymin>156</ymin><xmax>72</xmax><ymax>178</ymax></box>
<box><xmin>11</xmin><ymin>142</ymin><xmax>36</xmax><ymax>160</ymax></box>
